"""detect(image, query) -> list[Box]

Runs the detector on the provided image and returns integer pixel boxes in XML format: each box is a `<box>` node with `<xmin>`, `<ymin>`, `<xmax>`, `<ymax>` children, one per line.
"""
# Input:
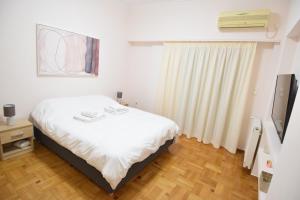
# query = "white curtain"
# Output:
<box><xmin>157</xmin><ymin>42</ymin><xmax>257</xmax><ymax>153</ymax></box>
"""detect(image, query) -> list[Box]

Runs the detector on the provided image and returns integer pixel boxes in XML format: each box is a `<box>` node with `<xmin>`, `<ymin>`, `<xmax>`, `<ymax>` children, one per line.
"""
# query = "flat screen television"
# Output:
<box><xmin>272</xmin><ymin>74</ymin><xmax>298</xmax><ymax>143</ymax></box>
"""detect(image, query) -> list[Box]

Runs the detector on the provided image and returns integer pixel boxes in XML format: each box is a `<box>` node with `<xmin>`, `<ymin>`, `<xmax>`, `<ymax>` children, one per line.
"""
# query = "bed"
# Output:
<box><xmin>31</xmin><ymin>95</ymin><xmax>179</xmax><ymax>193</ymax></box>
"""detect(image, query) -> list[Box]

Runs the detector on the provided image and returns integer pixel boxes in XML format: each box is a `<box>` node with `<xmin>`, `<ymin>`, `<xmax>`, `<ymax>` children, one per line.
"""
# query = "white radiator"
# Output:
<box><xmin>243</xmin><ymin>117</ymin><xmax>262</xmax><ymax>169</ymax></box>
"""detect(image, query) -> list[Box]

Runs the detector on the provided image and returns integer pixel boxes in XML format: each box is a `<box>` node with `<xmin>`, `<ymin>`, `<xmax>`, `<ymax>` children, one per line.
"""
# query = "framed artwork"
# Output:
<box><xmin>36</xmin><ymin>24</ymin><xmax>99</xmax><ymax>77</ymax></box>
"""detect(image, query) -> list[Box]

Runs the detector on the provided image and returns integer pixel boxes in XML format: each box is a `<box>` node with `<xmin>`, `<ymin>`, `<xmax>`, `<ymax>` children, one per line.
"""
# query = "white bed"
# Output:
<box><xmin>31</xmin><ymin>95</ymin><xmax>179</xmax><ymax>189</ymax></box>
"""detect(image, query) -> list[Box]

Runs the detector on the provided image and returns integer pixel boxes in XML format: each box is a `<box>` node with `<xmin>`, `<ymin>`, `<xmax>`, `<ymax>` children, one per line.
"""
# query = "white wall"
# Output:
<box><xmin>0</xmin><ymin>0</ymin><xmax>128</xmax><ymax>119</ymax></box>
<box><xmin>264</xmin><ymin>0</ymin><xmax>300</xmax><ymax>123</ymax></box>
<box><xmin>267</xmin><ymin>0</ymin><xmax>300</xmax><ymax>199</ymax></box>
<box><xmin>124</xmin><ymin>0</ymin><xmax>290</xmax><ymax>150</ymax></box>
<box><xmin>274</xmin><ymin>0</ymin><xmax>300</xmax><ymax>84</ymax></box>
<box><xmin>125</xmin><ymin>44</ymin><xmax>164</xmax><ymax>111</ymax></box>
<box><xmin>286</xmin><ymin>3</ymin><xmax>300</xmax><ymax>82</ymax></box>
<box><xmin>267</xmin><ymin>76</ymin><xmax>300</xmax><ymax>200</ymax></box>
<box><xmin>127</xmin><ymin>0</ymin><xmax>289</xmax><ymax>41</ymax></box>
<box><xmin>285</xmin><ymin>0</ymin><xmax>300</xmax><ymax>34</ymax></box>
<box><xmin>294</xmin><ymin>44</ymin><xmax>300</xmax><ymax>77</ymax></box>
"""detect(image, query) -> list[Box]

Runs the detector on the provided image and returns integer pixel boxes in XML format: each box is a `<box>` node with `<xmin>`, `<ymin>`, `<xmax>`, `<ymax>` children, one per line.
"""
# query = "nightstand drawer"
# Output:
<box><xmin>0</xmin><ymin>126</ymin><xmax>33</xmax><ymax>144</ymax></box>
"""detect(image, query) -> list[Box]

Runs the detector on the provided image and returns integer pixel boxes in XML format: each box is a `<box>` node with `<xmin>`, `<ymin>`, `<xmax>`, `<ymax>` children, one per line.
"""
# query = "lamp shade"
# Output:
<box><xmin>3</xmin><ymin>104</ymin><xmax>15</xmax><ymax>117</ymax></box>
<box><xmin>117</xmin><ymin>91</ymin><xmax>122</xmax><ymax>99</ymax></box>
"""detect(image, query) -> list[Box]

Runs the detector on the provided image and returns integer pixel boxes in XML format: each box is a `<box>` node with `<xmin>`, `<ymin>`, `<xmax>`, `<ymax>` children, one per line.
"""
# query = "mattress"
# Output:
<box><xmin>31</xmin><ymin>95</ymin><xmax>179</xmax><ymax>189</ymax></box>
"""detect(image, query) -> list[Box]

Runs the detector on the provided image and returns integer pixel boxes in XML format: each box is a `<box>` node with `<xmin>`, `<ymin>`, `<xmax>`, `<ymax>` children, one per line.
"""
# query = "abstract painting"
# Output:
<box><xmin>36</xmin><ymin>24</ymin><xmax>99</xmax><ymax>76</ymax></box>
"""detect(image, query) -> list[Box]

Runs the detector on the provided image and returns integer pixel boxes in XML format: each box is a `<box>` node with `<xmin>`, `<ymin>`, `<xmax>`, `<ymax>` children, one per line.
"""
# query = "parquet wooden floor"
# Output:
<box><xmin>0</xmin><ymin>136</ymin><xmax>257</xmax><ymax>200</ymax></box>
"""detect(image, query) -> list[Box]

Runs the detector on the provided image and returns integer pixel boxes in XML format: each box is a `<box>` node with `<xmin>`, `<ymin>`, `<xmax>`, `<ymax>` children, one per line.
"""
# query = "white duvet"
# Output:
<box><xmin>31</xmin><ymin>95</ymin><xmax>179</xmax><ymax>189</ymax></box>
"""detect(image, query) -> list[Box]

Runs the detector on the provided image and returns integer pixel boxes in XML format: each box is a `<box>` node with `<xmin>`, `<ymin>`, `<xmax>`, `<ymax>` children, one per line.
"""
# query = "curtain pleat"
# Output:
<box><xmin>157</xmin><ymin>42</ymin><xmax>257</xmax><ymax>153</ymax></box>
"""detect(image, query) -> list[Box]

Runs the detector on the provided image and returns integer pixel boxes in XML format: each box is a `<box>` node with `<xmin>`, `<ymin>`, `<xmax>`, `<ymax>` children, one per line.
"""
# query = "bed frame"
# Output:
<box><xmin>34</xmin><ymin>127</ymin><xmax>174</xmax><ymax>193</ymax></box>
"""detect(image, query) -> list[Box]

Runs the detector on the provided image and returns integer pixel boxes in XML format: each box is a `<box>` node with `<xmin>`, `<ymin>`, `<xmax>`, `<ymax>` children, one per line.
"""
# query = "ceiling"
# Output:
<box><xmin>120</xmin><ymin>0</ymin><xmax>189</xmax><ymax>5</ymax></box>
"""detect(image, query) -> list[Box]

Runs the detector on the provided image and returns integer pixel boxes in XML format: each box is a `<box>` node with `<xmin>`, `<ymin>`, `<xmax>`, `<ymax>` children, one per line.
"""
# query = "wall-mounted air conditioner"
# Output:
<box><xmin>218</xmin><ymin>9</ymin><xmax>271</xmax><ymax>28</ymax></box>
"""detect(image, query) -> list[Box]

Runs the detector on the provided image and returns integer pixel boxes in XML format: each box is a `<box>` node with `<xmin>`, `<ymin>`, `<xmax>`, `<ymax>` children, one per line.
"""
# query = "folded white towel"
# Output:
<box><xmin>104</xmin><ymin>105</ymin><xmax>128</xmax><ymax>115</ymax></box>
<box><xmin>74</xmin><ymin>113</ymin><xmax>105</xmax><ymax>122</ymax></box>
<box><xmin>81</xmin><ymin>111</ymin><xmax>99</xmax><ymax>118</ymax></box>
<box><xmin>14</xmin><ymin>140</ymin><xmax>30</xmax><ymax>148</ymax></box>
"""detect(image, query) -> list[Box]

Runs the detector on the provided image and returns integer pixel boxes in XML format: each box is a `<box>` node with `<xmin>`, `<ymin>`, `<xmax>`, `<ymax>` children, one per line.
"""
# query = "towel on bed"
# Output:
<box><xmin>74</xmin><ymin>113</ymin><xmax>105</xmax><ymax>122</ymax></box>
<box><xmin>81</xmin><ymin>111</ymin><xmax>99</xmax><ymax>118</ymax></box>
<box><xmin>104</xmin><ymin>105</ymin><xmax>128</xmax><ymax>115</ymax></box>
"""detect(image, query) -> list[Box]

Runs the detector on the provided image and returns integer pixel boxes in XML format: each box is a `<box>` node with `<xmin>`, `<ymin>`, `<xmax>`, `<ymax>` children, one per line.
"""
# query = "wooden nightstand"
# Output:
<box><xmin>0</xmin><ymin>120</ymin><xmax>34</xmax><ymax>160</ymax></box>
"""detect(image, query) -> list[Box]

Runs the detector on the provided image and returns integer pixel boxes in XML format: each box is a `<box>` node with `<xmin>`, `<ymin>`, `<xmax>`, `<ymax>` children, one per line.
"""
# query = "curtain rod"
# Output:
<box><xmin>128</xmin><ymin>39</ymin><xmax>281</xmax><ymax>44</ymax></box>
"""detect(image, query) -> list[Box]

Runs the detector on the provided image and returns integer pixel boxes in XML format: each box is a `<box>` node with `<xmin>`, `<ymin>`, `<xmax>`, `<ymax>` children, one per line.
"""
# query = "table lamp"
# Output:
<box><xmin>3</xmin><ymin>104</ymin><xmax>16</xmax><ymax>126</ymax></box>
<box><xmin>117</xmin><ymin>91</ymin><xmax>122</xmax><ymax>103</ymax></box>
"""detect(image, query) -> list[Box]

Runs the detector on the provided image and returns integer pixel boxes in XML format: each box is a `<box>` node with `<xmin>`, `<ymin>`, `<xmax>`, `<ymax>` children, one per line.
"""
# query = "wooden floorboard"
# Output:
<box><xmin>0</xmin><ymin>136</ymin><xmax>257</xmax><ymax>200</ymax></box>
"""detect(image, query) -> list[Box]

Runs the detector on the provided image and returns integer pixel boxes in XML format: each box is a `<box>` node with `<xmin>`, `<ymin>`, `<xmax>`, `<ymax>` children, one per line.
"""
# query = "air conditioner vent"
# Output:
<box><xmin>218</xmin><ymin>9</ymin><xmax>271</xmax><ymax>28</ymax></box>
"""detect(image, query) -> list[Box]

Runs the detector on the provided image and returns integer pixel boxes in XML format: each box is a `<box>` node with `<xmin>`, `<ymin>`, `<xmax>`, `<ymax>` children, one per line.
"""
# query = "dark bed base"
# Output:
<box><xmin>34</xmin><ymin>127</ymin><xmax>174</xmax><ymax>193</ymax></box>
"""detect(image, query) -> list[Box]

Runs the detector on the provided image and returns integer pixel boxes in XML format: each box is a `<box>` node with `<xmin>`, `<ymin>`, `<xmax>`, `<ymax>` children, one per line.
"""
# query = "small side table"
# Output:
<box><xmin>0</xmin><ymin>120</ymin><xmax>34</xmax><ymax>160</ymax></box>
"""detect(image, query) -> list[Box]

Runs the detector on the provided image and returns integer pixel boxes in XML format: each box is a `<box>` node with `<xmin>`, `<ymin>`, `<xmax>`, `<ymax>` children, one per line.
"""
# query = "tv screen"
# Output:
<box><xmin>272</xmin><ymin>74</ymin><xmax>298</xmax><ymax>143</ymax></box>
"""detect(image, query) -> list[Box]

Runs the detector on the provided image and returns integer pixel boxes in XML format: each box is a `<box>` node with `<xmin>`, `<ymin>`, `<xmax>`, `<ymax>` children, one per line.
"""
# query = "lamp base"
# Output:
<box><xmin>117</xmin><ymin>98</ymin><xmax>122</xmax><ymax>104</ymax></box>
<box><xmin>6</xmin><ymin>117</ymin><xmax>16</xmax><ymax>126</ymax></box>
